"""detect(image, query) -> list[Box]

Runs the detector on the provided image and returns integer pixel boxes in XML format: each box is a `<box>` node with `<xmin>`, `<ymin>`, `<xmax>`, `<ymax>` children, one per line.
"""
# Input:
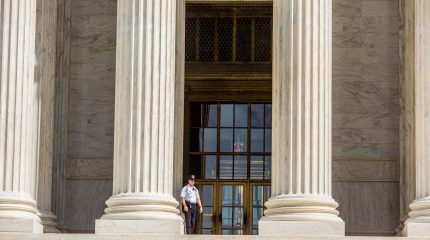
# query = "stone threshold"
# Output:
<box><xmin>0</xmin><ymin>235</ymin><xmax>430</xmax><ymax>240</ymax></box>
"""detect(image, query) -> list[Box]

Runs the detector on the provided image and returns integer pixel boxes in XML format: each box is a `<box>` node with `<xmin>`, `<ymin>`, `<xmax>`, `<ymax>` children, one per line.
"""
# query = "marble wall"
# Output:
<box><xmin>60</xmin><ymin>0</ymin><xmax>400</xmax><ymax>235</ymax></box>
<box><xmin>63</xmin><ymin>0</ymin><xmax>116</xmax><ymax>232</ymax></box>
<box><xmin>332</xmin><ymin>0</ymin><xmax>400</xmax><ymax>235</ymax></box>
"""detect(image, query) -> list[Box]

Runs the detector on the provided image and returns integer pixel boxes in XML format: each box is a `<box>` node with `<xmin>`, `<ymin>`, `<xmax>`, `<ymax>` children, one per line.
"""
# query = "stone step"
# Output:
<box><xmin>0</xmin><ymin>234</ymin><xmax>426</xmax><ymax>240</ymax></box>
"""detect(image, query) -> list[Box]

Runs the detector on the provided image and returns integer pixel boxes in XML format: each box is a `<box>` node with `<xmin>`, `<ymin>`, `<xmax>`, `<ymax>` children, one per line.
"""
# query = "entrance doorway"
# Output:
<box><xmin>184</xmin><ymin>3</ymin><xmax>272</xmax><ymax>235</ymax></box>
<box><xmin>186</xmin><ymin>103</ymin><xmax>272</xmax><ymax>235</ymax></box>
<box><xmin>197</xmin><ymin>182</ymin><xmax>271</xmax><ymax>235</ymax></box>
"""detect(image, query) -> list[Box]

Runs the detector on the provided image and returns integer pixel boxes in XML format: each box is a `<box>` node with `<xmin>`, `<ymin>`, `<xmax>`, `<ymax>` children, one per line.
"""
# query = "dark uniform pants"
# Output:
<box><xmin>185</xmin><ymin>202</ymin><xmax>198</xmax><ymax>234</ymax></box>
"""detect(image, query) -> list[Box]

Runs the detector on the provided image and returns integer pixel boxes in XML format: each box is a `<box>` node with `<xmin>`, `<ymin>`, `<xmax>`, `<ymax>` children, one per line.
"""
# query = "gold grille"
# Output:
<box><xmin>186</xmin><ymin>4</ymin><xmax>272</xmax><ymax>63</ymax></box>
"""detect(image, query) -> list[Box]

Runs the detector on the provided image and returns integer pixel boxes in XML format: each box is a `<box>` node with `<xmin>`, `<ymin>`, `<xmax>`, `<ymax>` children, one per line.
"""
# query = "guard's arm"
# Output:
<box><xmin>181</xmin><ymin>196</ymin><xmax>188</xmax><ymax>212</ymax></box>
<box><xmin>180</xmin><ymin>187</ymin><xmax>188</xmax><ymax>212</ymax></box>
<box><xmin>197</xmin><ymin>197</ymin><xmax>203</xmax><ymax>213</ymax></box>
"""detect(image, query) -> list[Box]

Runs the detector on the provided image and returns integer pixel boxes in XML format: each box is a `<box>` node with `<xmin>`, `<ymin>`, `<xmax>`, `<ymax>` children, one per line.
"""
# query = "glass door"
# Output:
<box><xmin>197</xmin><ymin>184</ymin><xmax>216</xmax><ymax>234</ymax></box>
<box><xmin>196</xmin><ymin>182</ymin><xmax>270</xmax><ymax>235</ymax></box>
<box><xmin>219</xmin><ymin>183</ymin><xmax>246</xmax><ymax>235</ymax></box>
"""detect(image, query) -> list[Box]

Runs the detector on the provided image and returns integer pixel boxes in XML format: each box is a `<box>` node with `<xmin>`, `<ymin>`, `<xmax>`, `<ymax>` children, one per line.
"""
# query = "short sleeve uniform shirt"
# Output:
<box><xmin>181</xmin><ymin>184</ymin><xmax>200</xmax><ymax>204</ymax></box>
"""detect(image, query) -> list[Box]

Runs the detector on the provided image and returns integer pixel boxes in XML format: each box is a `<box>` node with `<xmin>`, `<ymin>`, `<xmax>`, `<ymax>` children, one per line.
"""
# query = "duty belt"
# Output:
<box><xmin>185</xmin><ymin>201</ymin><xmax>197</xmax><ymax>208</ymax></box>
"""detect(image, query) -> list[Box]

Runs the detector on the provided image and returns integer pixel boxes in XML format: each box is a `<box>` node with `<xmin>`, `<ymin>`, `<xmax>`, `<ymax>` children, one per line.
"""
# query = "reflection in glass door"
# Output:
<box><xmin>251</xmin><ymin>185</ymin><xmax>271</xmax><ymax>234</ymax></box>
<box><xmin>220</xmin><ymin>184</ymin><xmax>245</xmax><ymax>235</ymax></box>
<box><xmin>197</xmin><ymin>184</ymin><xmax>215</xmax><ymax>234</ymax></box>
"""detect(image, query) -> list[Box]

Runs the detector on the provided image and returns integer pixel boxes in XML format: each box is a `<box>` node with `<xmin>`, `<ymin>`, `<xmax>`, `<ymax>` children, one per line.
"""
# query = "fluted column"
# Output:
<box><xmin>173</xmin><ymin>0</ymin><xmax>185</xmax><ymax>202</ymax></box>
<box><xmin>95</xmin><ymin>0</ymin><xmax>183</xmax><ymax>234</ymax></box>
<box><xmin>259</xmin><ymin>0</ymin><xmax>344</xmax><ymax>236</ymax></box>
<box><xmin>0</xmin><ymin>0</ymin><xmax>43</xmax><ymax>233</ymax></box>
<box><xmin>35</xmin><ymin>0</ymin><xmax>59</xmax><ymax>233</ymax></box>
<box><xmin>403</xmin><ymin>0</ymin><xmax>430</xmax><ymax>237</ymax></box>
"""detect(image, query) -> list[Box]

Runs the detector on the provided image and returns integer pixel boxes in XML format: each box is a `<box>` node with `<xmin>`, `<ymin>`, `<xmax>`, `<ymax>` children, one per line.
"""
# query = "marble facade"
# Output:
<box><xmin>0</xmin><ymin>0</ymin><xmax>429</xmax><ymax>237</ymax></box>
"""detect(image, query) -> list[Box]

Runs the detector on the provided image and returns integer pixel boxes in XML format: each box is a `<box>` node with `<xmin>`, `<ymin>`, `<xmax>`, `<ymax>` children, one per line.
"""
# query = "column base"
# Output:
<box><xmin>0</xmin><ymin>219</ymin><xmax>43</xmax><ymax>233</ymax></box>
<box><xmin>403</xmin><ymin>221</ymin><xmax>430</xmax><ymax>236</ymax></box>
<box><xmin>95</xmin><ymin>219</ymin><xmax>184</xmax><ymax>234</ymax></box>
<box><xmin>97</xmin><ymin>193</ymin><xmax>183</xmax><ymax>234</ymax></box>
<box><xmin>259</xmin><ymin>220</ymin><xmax>345</xmax><ymax>236</ymax></box>
<box><xmin>38</xmin><ymin>210</ymin><xmax>59</xmax><ymax>233</ymax></box>
<box><xmin>403</xmin><ymin>197</ymin><xmax>430</xmax><ymax>236</ymax></box>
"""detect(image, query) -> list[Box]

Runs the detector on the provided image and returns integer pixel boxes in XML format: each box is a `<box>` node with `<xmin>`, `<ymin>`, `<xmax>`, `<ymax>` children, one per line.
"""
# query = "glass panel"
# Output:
<box><xmin>202</xmin><ymin>229</ymin><xmax>213</xmax><ymax>234</ymax></box>
<box><xmin>222</xmin><ymin>186</ymin><xmax>233</xmax><ymax>206</ymax></box>
<box><xmin>200</xmin><ymin>185</ymin><xmax>214</xmax><ymax>206</ymax></box>
<box><xmin>263</xmin><ymin>186</ymin><xmax>271</xmax><ymax>202</ymax></box>
<box><xmin>264</xmin><ymin>156</ymin><xmax>272</xmax><ymax>179</ymax></box>
<box><xmin>223</xmin><ymin>185</ymin><xmax>244</xmax><ymax>206</ymax></box>
<box><xmin>220</xmin><ymin>155</ymin><xmax>233</xmax><ymax>179</ymax></box>
<box><xmin>202</xmin><ymin>104</ymin><xmax>218</xmax><ymax>127</ymax></box>
<box><xmin>189</xmin><ymin>155</ymin><xmax>203</xmax><ymax>179</ymax></box>
<box><xmin>232</xmin><ymin>230</ymin><xmax>243</xmax><ymax>235</ymax></box>
<box><xmin>234</xmin><ymin>104</ymin><xmax>248</xmax><ymax>127</ymax></box>
<box><xmin>252</xmin><ymin>186</ymin><xmax>263</xmax><ymax>206</ymax></box>
<box><xmin>203</xmin><ymin>128</ymin><xmax>217</xmax><ymax>152</ymax></box>
<box><xmin>203</xmin><ymin>156</ymin><xmax>217</xmax><ymax>179</ymax></box>
<box><xmin>234</xmin><ymin>155</ymin><xmax>247</xmax><ymax>179</ymax></box>
<box><xmin>202</xmin><ymin>207</ymin><xmax>213</xmax><ymax>228</ymax></box>
<box><xmin>251</xmin><ymin>104</ymin><xmax>264</xmax><ymax>127</ymax></box>
<box><xmin>265</xmin><ymin>104</ymin><xmax>272</xmax><ymax>128</ymax></box>
<box><xmin>251</xmin><ymin>129</ymin><xmax>264</xmax><ymax>152</ymax></box>
<box><xmin>252</xmin><ymin>208</ymin><xmax>263</xmax><ymax>228</ymax></box>
<box><xmin>253</xmin><ymin>185</ymin><xmax>271</xmax><ymax>205</ymax></box>
<box><xmin>220</xmin><ymin>104</ymin><xmax>233</xmax><ymax>127</ymax></box>
<box><xmin>265</xmin><ymin>129</ymin><xmax>272</xmax><ymax>153</ymax></box>
<box><xmin>189</xmin><ymin>128</ymin><xmax>203</xmax><ymax>152</ymax></box>
<box><xmin>221</xmin><ymin>207</ymin><xmax>232</xmax><ymax>227</ymax></box>
<box><xmin>190</xmin><ymin>104</ymin><xmax>201</xmax><ymax>127</ymax></box>
<box><xmin>233</xmin><ymin>185</ymin><xmax>244</xmax><ymax>206</ymax></box>
<box><xmin>222</xmin><ymin>229</ymin><xmax>233</xmax><ymax>235</ymax></box>
<box><xmin>250</xmin><ymin>156</ymin><xmax>264</xmax><ymax>179</ymax></box>
<box><xmin>233</xmin><ymin>207</ymin><xmax>244</xmax><ymax>227</ymax></box>
<box><xmin>234</xmin><ymin>129</ymin><xmax>247</xmax><ymax>152</ymax></box>
<box><xmin>220</xmin><ymin>128</ymin><xmax>233</xmax><ymax>152</ymax></box>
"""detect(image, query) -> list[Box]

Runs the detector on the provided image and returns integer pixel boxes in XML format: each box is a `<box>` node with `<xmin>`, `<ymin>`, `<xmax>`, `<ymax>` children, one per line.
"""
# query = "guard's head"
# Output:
<box><xmin>187</xmin><ymin>174</ymin><xmax>196</xmax><ymax>185</ymax></box>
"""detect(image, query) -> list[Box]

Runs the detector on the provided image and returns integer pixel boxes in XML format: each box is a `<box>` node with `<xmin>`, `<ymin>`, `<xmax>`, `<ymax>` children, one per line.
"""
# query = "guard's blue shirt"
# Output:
<box><xmin>181</xmin><ymin>184</ymin><xmax>200</xmax><ymax>204</ymax></box>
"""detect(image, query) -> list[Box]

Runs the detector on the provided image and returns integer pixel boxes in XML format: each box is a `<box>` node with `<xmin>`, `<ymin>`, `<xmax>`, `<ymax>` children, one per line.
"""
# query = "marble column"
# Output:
<box><xmin>0</xmin><ymin>0</ymin><xmax>43</xmax><ymax>233</ymax></box>
<box><xmin>173</xmin><ymin>0</ymin><xmax>185</xmax><ymax>203</ymax></box>
<box><xmin>403</xmin><ymin>0</ymin><xmax>430</xmax><ymax>237</ymax></box>
<box><xmin>259</xmin><ymin>0</ymin><xmax>344</xmax><ymax>236</ymax></box>
<box><xmin>35</xmin><ymin>0</ymin><xmax>59</xmax><ymax>233</ymax></box>
<box><xmin>52</xmin><ymin>0</ymin><xmax>71</xmax><ymax>230</ymax></box>
<box><xmin>95</xmin><ymin>0</ymin><xmax>183</xmax><ymax>234</ymax></box>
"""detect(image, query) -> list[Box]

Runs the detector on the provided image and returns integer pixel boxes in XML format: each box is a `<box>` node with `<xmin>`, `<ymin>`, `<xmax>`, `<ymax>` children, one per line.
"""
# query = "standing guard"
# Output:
<box><xmin>180</xmin><ymin>175</ymin><xmax>203</xmax><ymax>234</ymax></box>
